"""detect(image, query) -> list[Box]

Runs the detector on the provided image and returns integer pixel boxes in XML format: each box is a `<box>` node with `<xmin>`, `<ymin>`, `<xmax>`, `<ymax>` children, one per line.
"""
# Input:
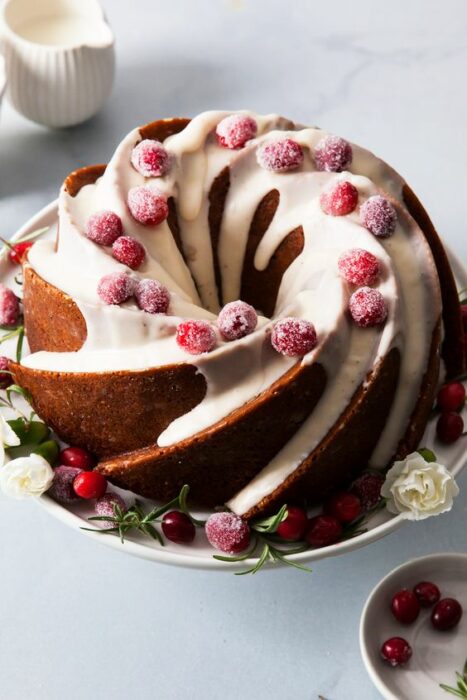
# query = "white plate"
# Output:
<box><xmin>5</xmin><ymin>200</ymin><xmax>467</xmax><ymax>571</ymax></box>
<box><xmin>360</xmin><ymin>553</ymin><xmax>467</xmax><ymax>700</ymax></box>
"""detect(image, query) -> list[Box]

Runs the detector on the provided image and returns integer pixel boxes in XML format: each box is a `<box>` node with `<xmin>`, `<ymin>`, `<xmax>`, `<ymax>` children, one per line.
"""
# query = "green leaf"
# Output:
<box><xmin>6</xmin><ymin>384</ymin><xmax>31</xmax><ymax>403</ymax></box>
<box><xmin>439</xmin><ymin>684</ymin><xmax>467</xmax><ymax>698</ymax></box>
<box><xmin>7</xmin><ymin>418</ymin><xmax>49</xmax><ymax>445</ymax></box>
<box><xmin>33</xmin><ymin>439</ymin><xmax>60</xmax><ymax>466</ymax></box>
<box><xmin>252</xmin><ymin>504</ymin><xmax>288</xmax><ymax>534</ymax></box>
<box><xmin>418</xmin><ymin>447</ymin><xmax>437</xmax><ymax>463</ymax></box>
<box><xmin>16</xmin><ymin>326</ymin><xmax>24</xmax><ymax>362</ymax></box>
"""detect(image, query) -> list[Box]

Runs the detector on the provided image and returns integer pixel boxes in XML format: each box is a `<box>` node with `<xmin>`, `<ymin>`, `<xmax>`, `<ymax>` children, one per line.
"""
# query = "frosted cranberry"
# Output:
<box><xmin>256</xmin><ymin>138</ymin><xmax>304</xmax><ymax>172</ymax></box>
<box><xmin>338</xmin><ymin>248</ymin><xmax>381</xmax><ymax>286</ymax></box>
<box><xmin>349</xmin><ymin>287</ymin><xmax>387</xmax><ymax>328</ymax></box>
<box><xmin>381</xmin><ymin>637</ymin><xmax>412</xmax><ymax>667</ymax></box>
<box><xmin>112</xmin><ymin>236</ymin><xmax>146</xmax><ymax>270</ymax></box>
<box><xmin>391</xmin><ymin>589</ymin><xmax>420</xmax><ymax>624</ymax></box>
<box><xmin>306</xmin><ymin>515</ymin><xmax>342</xmax><ymax>547</ymax></box>
<box><xmin>85</xmin><ymin>210</ymin><xmax>123</xmax><ymax>246</ymax></box>
<box><xmin>9</xmin><ymin>241</ymin><xmax>33</xmax><ymax>265</ymax></box>
<box><xmin>73</xmin><ymin>471</ymin><xmax>107</xmax><ymax>500</ymax></box>
<box><xmin>131</xmin><ymin>139</ymin><xmax>171</xmax><ymax>177</ymax></box>
<box><xmin>314</xmin><ymin>135</ymin><xmax>353</xmax><ymax>172</ymax></box>
<box><xmin>127</xmin><ymin>185</ymin><xmax>169</xmax><ymax>226</ymax></box>
<box><xmin>325</xmin><ymin>491</ymin><xmax>361</xmax><ymax>524</ymax></box>
<box><xmin>0</xmin><ymin>284</ymin><xmax>20</xmax><ymax>326</ymax></box>
<box><xmin>437</xmin><ymin>382</ymin><xmax>465</xmax><ymax>412</ymax></box>
<box><xmin>162</xmin><ymin>511</ymin><xmax>196</xmax><ymax>544</ymax></box>
<box><xmin>95</xmin><ymin>493</ymin><xmax>127</xmax><ymax>528</ymax></box>
<box><xmin>176</xmin><ymin>320</ymin><xmax>216</xmax><ymax>355</ymax></box>
<box><xmin>97</xmin><ymin>272</ymin><xmax>135</xmax><ymax>305</ymax></box>
<box><xmin>135</xmin><ymin>279</ymin><xmax>170</xmax><ymax>314</ymax></box>
<box><xmin>48</xmin><ymin>465</ymin><xmax>81</xmax><ymax>504</ymax></box>
<box><xmin>276</xmin><ymin>506</ymin><xmax>308</xmax><ymax>541</ymax></box>
<box><xmin>271</xmin><ymin>317</ymin><xmax>318</xmax><ymax>357</ymax></box>
<box><xmin>218</xmin><ymin>300</ymin><xmax>257</xmax><ymax>341</ymax></box>
<box><xmin>60</xmin><ymin>446</ymin><xmax>95</xmax><ymax>471</ymax></box>
<box><xmin>436</xmin><ymin>412</ymin><xmax>464</xmax><ymax>444</ymax></box>
<box><xmin>351</xmin><ymin>473</ymin><xmax>384</xmax><ymax>511</ymax></box>
<box><xmin>216</xmin><ymin>114</ymin><xmax>257</xmax><ymax>149</ymax></box>
<box><xmin>320</xmin><ymin>181</ymin><xmax>358</xmax><ymax>216</ymax></box>
<box><xmin>205</xmin><ymin>512</ymin><xmax>250</xmax><ymax>554</ymax></box>
<box><xmin>0</xmin><ymin>356</ymin><xmax>12</xmax><ymax>389</ymax></box>
<box><xmin>432</xmin><ymin>598</ymin><xmax>463</xmax><ymax>631</ymax></box>
<box><xmin>360</xmin><ymin>195</ymin><xmax>397</xmax><ymax>238</ymax></box>
<box><xmin>413</xmin><ymin>581</ymin><xmax>441</xmax><ymax>608</ymax></box>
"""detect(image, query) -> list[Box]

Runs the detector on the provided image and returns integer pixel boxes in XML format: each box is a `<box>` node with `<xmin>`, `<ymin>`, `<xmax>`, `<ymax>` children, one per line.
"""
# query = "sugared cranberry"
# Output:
<box><xmin>216</xmin><ymin>115</ymin><xmax>257</xmax><ymax>149</ymax></box>
<box><xmin>127</xmin><ymin>185</ymin><xmax>169</xmax><ymax>226</ymax></box>
<box><xmin>349</xmin><ymin>287</ymin><xmax>387</xmax><ymax>328</ymax></box>
<box><xmin>205</xmin><ymin>512</ymin><xmax>250</xmax><ymax>554</ymax></box>
<box><xmin>95</xmin><ymin>493</ymin><xmax>127</xmax><ymax>527</ymax></box>
<box><xmin>162</xmin><ymin>511</ymin><xmax>196</xmax><ymax>544</ymax></box>
<box><xmin>73</xmin><ymin>470</ymin><xmax>107</xmax><ymax>500</ymax></box>
<box><xmin>271</xmin><ymin>317</ymin><xmax>318</xmax><ymax>357</ymax></box>
<box><xmin>437</xmin><ymin>382</ymin><xmax>465</xmax><ymax>412</ymax></box>
<box><xmin>9</xmin><ymin>241</ymin><xmax>34</xmax><ymax>265</ymax></box>
<box><xmin>436</xmin><ymin>412</ymin><xmax>464</xmax><ymax>444</ymax></box>
<box><xmin>432</xmin><ymin>598</ymin><xmax>463</xmax><ymax>631</ymax></box>
<box><xmin>0</xmin><ymin>356</ymin><xmax>12</xmax><ymax>389</ymax></box>
<box><xmin>0</xmin><ymin>284</ymin><xmax>20</xmax><ymax>326</ymax></box>
<box><xmin>360</xmin><ymin>196</ymin><xmax>397</xmax><ymax>238</ymax></box>
<box><xmin>97</xmin><ymin>272</ymin><xmax>135</xmax><ymax>305</ymax></box>
<box><xmin>276</xmin><ymin>506</ymin><xmax>308</xmax><ymax>541</ymax></box>
<box><xmin>217</xmin><ymin>300</ymin><xmax>257</xmax><ymax>341</ymax></box>
<box><xmin>413</xmin><ymin>581</ymin><xmax>441</xmax><ymax>608</ymax></box>
<box><xmin>176</xmin><ymin>320</ymin><xmax>216</xmax><ymax>354</ymax></box>
<box><xmin>85</xmin><ymin>210</ymin><xmax>123</xmax><ymax>246</ymax></box>
<box><xmin>112</xmin><ymin>236</ymin><xmax>146</xmax><ymax>270</ymax></box>
<box><xmin>59</xmin><ymin>446</ymin><xmax>95</xmax><ymax>471</ymax></box>
<box><xmin>391</xmin><ymin>589</ymin><xmax>420</xmax><ymax>624</ymax></box>
<box><xmin>351</xmin><ymin>473</ymin><xmax>384</xmax><ymax>511</ymax></box>
<box><xmin>48</xmin><ymin>465</ymin><xmax>82</xmax><ymax>504</ymax></box>
<box><xmin>135</xmin><ymin>279</ymin><xmax>170</xmax><ymax>314</ymax></box>
<box><xmin>320</xmin><ymin>181</ymin><xmax>358</xmax><ymax>216</ymax></box>
<box><xmin>306</xmin><ymin>515</ymin><xmax>343</xmax><ymax>548</ymax></box>
<box><xmin>338</xmin><ymin>248</ymin><xmax>381</xmax><ymax>286</ymax></box>
<box><xmin>325</xmin><ymin>491</ymin><xmax>361</xmax><ymax>524</ymax></box>
<box><xmin>256</xmin><ymin>138</ymin><xmax>304</xmax><ymax>172</ymax></box>
<box><xmin>381</xmin><ymin>637</ymin><xmax>412</xmax><ymax>667</ymax></box>
<box><xmin>131</xmin><ymin>139</ymin><xmax>171</xmax><ymax>177</ymax></box>
<box><xmin>314</xmin><ymin>135</ymin><xmax>353</xmax><ymax>173</ymax></box>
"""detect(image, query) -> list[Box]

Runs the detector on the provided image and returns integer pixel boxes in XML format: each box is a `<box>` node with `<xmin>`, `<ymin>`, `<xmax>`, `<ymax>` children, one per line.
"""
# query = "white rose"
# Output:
<box><xmin>381</xmin><ymin>451</ymin><xmax>459</xmax><ymax>521</ymax></box>
<box><xmin>0</xmin><ymin>453</ymin><xmax>54</xmax><ymax>499</ymax></box>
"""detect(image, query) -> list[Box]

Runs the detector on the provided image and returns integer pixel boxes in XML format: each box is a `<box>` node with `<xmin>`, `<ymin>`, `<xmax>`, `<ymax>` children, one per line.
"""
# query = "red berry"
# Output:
<box><xmin>256</xmin><ymin>138</ymin><xmax>304</xmax><ymax>172</ymax></box>
<box><xmin>48</xmin><ymin>466</ymin><xmax>82</xmax><ymax>504</ymax></box>
<box><xmin>271</xmin><ymin>317</ymin><xmax>318</xmax><ymax>357</ymax></box>
<box><xmin>436</xmin><ymin>412</ymin><xmax>464</xmax><ymax>444</ymax></box>
<box><xmin>381</xmin><ymin>637</ymin><xmax>412</xmax><ymax>667</ymax></box>
<box><xmin>135</xmin><ymin>279</ymin><xmax>170</xmax><ymax>314</ymax></box>
<box><xmin>391</xmin><ymin>589</ymin><xmax>420</xmax><ymax>624</ymax></box>
<box><xmin>112</xmin><ymin>236</ymin><xmax>146</xmax><ymax>270</ymax></box>
<box><xmin>131</xmin><ymin>139</ymin><xmax>171</xmax><ymax>177</ymax></box>
<box><xmin>217</xmin><ymin>300</ymin><xmax>257</xmax><ymax>341</ymax></box>
<box><xmin>360</xmin><ymin>195</ymin><xmax>397</xmax><ymax>238</ymax></box>
<box><xmin>9</xmin><ymin>241</ymin><xmax>33</xmax><ymax>265</ymax></box>
<box><xmin>0</xmin><ymin>355</ymin><xmax>12</xmax><ymax>389</ymax></box>
<box><xmin>95</xmin><ymin>492</ymin><xmax>127</xmax><ymax>528</ymax></box>
<box><xmin>349</xmin><ymin>287</ymin><xmax>387</xmax><ymax>328</ymax></box>
<box><xmin>413</xmin><ymin>581</ymin><xmax>441</xmax><ymax>608</ymax></box>
<box><xmin>351</xmin><ymin>473</ymin><xmax>384</xmax><ymax>511</ymax></box>
<box><xmin>162</xmin><ymin>511</ymin><xmax>196</xmax><ymax>544</ymax></box>
<box><xmin>306</xmin><ymin>515</ymin><xmax>343</xmax><ymax>547</ymax></box>
<box><xmin>431</xmin><ymin>598</ymin><xmax>463</xmax><ymax>631</ymax></box>
<box><xmin>216</xmin><ymin>114</ymin><xmax>257</xmax><ymax>149</ymax></box>
<box><xmin>325</xmin><ymin>491</ymin><xmax>361</xmax><ymax>524</ymax></box>
<box><xmin>337</xmin><ymin>248</ymin><xmax>381</xmax><ymax>286</ymax></box>
<box><xmin>205</xmin><ymin>512</ymin><xmax>250</xmax><ymax>554</ymax></box>
<box><xmin>85</xmin><ymin>211</ymin><xmax>123</xmax><ymax>246</ymax></box>
<box><xmin>320</xmin><ymin>181</ymin><xmax>358</xmax><ymax>216</ymax></box>
<box><xmin>60</xmin><ymin>446</ymin><xmax>95</xmax><ymax>471</ymax></box>
<box><xmin>176</xmin><ymin>320</ymin><xmax>216</xmax><ymax>355</ymax></box>
<box><xmin>0</xmin><ymin>284</ymin><xmax>20</xmax><ymax>326</ymax></box>
<box><xmin>73</xmin><ymin>471</ymin><xmax>107</xmax><ymax>500</ymax></box>
<box><xmin>437</xmin><ymin>382</ymin><xmax>465</xmax><ymax>412</ymax></box>
<box><xmin>97</xmin><ymin>272</ymin><xmax>135</xmax><ymax>305</ymax></box>
<box><xmin>127</xmin><ymin>185</ymin><xmax>169</xmax><ymax>226</ymax></box>
<box><xmin>276</xmin><ymin>506</ymin><xmax>308</xmax><ymax>541</ymax></box>
<box><xmin>314</xmin><ymin>135</ymin><xmax>353</xmax><ymax>172</ymax></box>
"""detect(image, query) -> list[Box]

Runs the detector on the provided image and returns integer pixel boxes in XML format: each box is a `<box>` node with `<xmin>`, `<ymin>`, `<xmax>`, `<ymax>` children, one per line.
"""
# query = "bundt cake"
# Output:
<box><xmin>11</xmin><ymin>111</ymin><xmax>464</xmax><ymax>519</ymax></box>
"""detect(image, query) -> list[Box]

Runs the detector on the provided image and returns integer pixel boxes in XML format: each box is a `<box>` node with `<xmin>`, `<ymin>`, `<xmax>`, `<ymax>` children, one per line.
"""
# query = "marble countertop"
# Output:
<box><xmin>0</xmin><ymin>1</ymin><xmax>466</xmax><ymax>698</ymax></box>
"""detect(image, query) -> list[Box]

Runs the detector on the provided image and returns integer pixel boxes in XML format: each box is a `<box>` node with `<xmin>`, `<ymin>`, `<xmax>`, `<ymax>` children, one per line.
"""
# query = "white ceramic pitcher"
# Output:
<box><xmin>0</xmin><ymin>0</ymin><xmax>115</xmax><ymax>127</ymax></box>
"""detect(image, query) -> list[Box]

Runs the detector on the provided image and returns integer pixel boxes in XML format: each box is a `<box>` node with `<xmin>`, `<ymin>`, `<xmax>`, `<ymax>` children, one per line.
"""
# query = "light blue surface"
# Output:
<box><xmin>0</xmin><ymin>1</ymin><xmax>466</xmax><ymax>698</ymax></box>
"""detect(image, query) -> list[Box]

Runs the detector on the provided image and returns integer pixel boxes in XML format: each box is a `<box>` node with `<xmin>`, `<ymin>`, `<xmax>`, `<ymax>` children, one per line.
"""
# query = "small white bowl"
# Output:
<box><xmin>360</xmin><ymin>553</ymin><xmax>467</xmax><ymax>700</ymax></box>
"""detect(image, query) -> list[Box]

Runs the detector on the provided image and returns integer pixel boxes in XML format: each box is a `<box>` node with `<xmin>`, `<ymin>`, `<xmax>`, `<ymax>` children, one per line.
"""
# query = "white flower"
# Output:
<box><xmin>0</xmin><ymin>414</ymin><xmax>21</xmax><ymax>467</ymax></box>
<box><xmin>0</xmin><ymin>453</ymin><xmax>54</xmax><ymax>499</ymax></box>
<box><xmin>381</xmin><ymin>451</ymin><xmax>459</xmax><ymax>521</ymax></box>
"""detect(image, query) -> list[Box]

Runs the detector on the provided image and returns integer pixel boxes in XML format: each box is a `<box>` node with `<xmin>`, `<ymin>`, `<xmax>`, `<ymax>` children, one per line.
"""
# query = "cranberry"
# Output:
<box><xmin>349</xmin><ymin>287</ymin><xmax>387</xmax><ymax>328</ymax></box>
<box><xmin>112</xmin><ymin>236</ymin><xmax>146</xmax><ymax>270</ymax></box>
<box><xmin>95</xmin><ymin>493</ymin><xmax>127</xmax><ymax>528</ymax></box>
<box><xmin>360</xmin><ymin>195</ymin><xmax>397</xmax><ymax>238</ymax></box>
<box><xmin>0</xmin><ymin>356</ymin><xmax>12</xmax><ymax>389</ymax></box>
<box><xmin>256</xmin><ymin>138</ymin><xmax>304</xmax><ymax>172</ymax></box>
<box><xmin>217</xmin><ymin>300</ymin><xmax>257</xmax><ymax>341</ymax></box>
<box><xmin>131</xmin><ymin>139</ymin><xmax>171</xmax><ymax>177</ymax></box>
<box><xmin>276</xmin><ymin>506</ymin><xmax>308</xmax><ymax>541</ymax></box>
<box><xmin>391</xmin><ymin>589</ymin><xmax>420</xmax><ymax>624</ymax></box>
<box><xmin>216</xmin><ymin>115</ymin><xmax>257</xmax><ymax>149</ymax></box>
<box><xmin>325</xmin><ymin>491</ymin><xmax>361</xmax><ymax>524</ymax></box>
<box><xmin>205</xmin><ymin>512</ymin><xmax>250</xmax><ymax>554</ymax></box>
<box><xmin>271</xmin><ymin>317</ymin><xmax>318</xmax><ymax>357</ymax></box>
<box><xmin>320</xmin><ymin>181</ymin><xmax>358</xmax><ymax>216</ymax></box>
<box><xmin>73</xmin><ymin>471</ymin><xmax>107</xmax><ymax>500</ymax></box>
<box><xmin>306</xmin><ymin>515</ymin><xmax>343</xmax><ymax>547</ymax></box>
<box><xmin>381</xmin><ymin>637</ymin><xmax>412</xmax><ymax>667</ymax></box>
<box><xmin>314</xmin><ymin>135</ymin><xmax>353</xmax><ymax>173</ymax></box>
<box><xmin>97</xmin><ymin>272</ymin><xmax>135</xmax><ymax>305</ymax></box>
<box><xmin>9</xmin><ymin>241</ymin><xmax>33</xmax><ymax>265</ymax></box>
<box><xmin>0</xmin><ymin>284</ymin><xmax>20</xmax><ymax>326</ymax></box>
<box><xmin>337</xmin><ymin>248</ymin><xmax>381</xmax><ymax>286</ymax></box>
<box><xmin>162</xmin><ymin>511</ymin><xmax>196</xmax><ymax>544</ymax></box>
<box><xmin>127</xmin><ymin>185</ymin><xmax>169</xmax><ymax>226</ymax></box>
<box><xmin>48</xmin><ymin>466</ymin><xmax>81</xmax><ymax>504</ymax></box>
<box><xmin>60</xmin><ymin>446</ymin><xmax>95</xmax><ymax>471</ymax></box>
<box><xmin>413</xmin><ymin>581</ymin><xmax>441</xmax><ymax>608</ymax></box>
<box><xmin>432</xmin><ymin>598</ymin><xmax>463</xmax><ymax>631</ymax></box>
<box><xmin>437</xmin><ymin>382</ymin><xmax>465</xmax><ymax>412</ymax></box>
<box><xmin>85</xmin><ymin>211</ymin><xmax>123</xmax><ymax>246</ymax></box>
<box><xmin>135</xmin><ymin>279</ymin><xmax>170</xmax><ymax>314</ymax></box>
<box><xmin>176</xmin><ymin>320</ymin><xmax>216</xmax><ymax>355</ymax></box>
<box><xmin>351</xmin><ymin>472</ymin><xmax>384</xmax><ymax>511</ymax></box>
<box><xmin>436</xmin><ymin>412</ymin><xmax>464</xmax><ymax>444</ymax></box>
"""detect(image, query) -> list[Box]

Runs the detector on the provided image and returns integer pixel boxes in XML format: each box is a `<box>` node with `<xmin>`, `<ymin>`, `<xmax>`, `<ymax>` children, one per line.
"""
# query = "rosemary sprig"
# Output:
<box><xmin>0</xmin><ymin>323</ymin><xmax>25</xmax><ymax>361</ymax></box>
<box><xmin>440</xmin><ymin>659</ymin><xmax>467</xmax><ymax>698</ymax></box>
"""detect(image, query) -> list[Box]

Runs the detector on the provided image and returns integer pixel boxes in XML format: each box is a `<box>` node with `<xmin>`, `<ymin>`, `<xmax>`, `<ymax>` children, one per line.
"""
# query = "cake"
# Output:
<box><xmin>11</xmin><ymin>111</ymin><xmax>464</xmax><ymax>520</ymax></box>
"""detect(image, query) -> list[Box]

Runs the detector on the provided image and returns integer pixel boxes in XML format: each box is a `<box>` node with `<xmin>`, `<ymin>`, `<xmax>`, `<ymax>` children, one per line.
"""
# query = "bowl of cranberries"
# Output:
<box><xmin>360</xmin><ymin>553</ymin><xmax>467</xmax><ymax>700</ymax></box>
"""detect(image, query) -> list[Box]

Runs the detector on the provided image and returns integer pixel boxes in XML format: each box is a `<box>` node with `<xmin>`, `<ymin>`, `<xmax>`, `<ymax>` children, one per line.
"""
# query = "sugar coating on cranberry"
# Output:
<box><xmin>0</xmin><ymin>284</ymin><xmax>20</xmax><ymax>326</ymax></box>
<box><xmin>85</xmin><ymin>210</ymin><xmax>123</xmax><ymax>246</ymax></box>
<box><xmin>256</xmin><ymin>138</ymin><xmax>304</xmax><ymax>172</ymax></box>
<box><xmin>127</xmin><ymin>185</ymin><xmax>169</xmax><ymax>226</ymax></box>
<box><xmin>176</xmin><ymin>320</ymin><xmax>216</xmax><ymax>354</ymax></box>
<box><xmin>216</xmin><ymin>115</ymin><xmax>257</xmax><ymax>149</ymax></box>
<box><xmin>135</xmin><ymin>279</ymin><xmax>170</xmax><ymax>314</ymax></box>
<box><xmin>360</xmin><ymin>195</ymin><xmax>397</xmax><ymax>238</ymax></box>
<box><xmin>351</xmin><ymin>472</ymin><xmax>384</xmax><ymax>511</ymax></box>
<box><xmin>0</xmin><ymin>355</ymin><xmax>12</xmax><ymax>389</ymax></box>
<box><xmin>338</xmin><ymin>248</ymin><xmax>381</xmax><ymax>286</ymax></box>
<box><xmin>349</xmin><ymin>287</ymin><xmax>387</xmax><ymax>328</ymax></box>
<box><xmin>314</xmin><ymin>135</ymin><xmax>353</xmax><ymax>172</ymax></box>
<box><xmin>205</xmin><ymin>512</ymin><xmax>250</xmax><ymax>554</ymax></box>
<box><xmin>95</xmin><ymin>492</ymin><xmax>127</xmax><ymax>526</ymax></box>
<box><xmin>97</xmin><ymin>272</ymin><xmax>135</xmax><ymax>305</ymax></box>
<box><xmin>320</xmin><ymin>181</ymin><xmax>358</xmax><ymax>216</ymax></box>
<box><xmin>112</xmin><ymin>236</ymin><xmax>146</xmax><ymax>270</ymax></box>
<box><xmin>48</xmin><ymin>465</ymin><xmax>82</xmax><ymax>504</ymax></box>
<box><xmin>271</xmin><ymin>317</ymin><xmax>318</xmax><ymax>357</ymax></box>
<box><xmin>218</xmin><ymin>300</ymin><xmax>257</xmax><ymax>341</ymax></box>
<box><xmin>131</xmin><ymin>139</ymin><xmax>171</xmax><ymax>178</ymax></box>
